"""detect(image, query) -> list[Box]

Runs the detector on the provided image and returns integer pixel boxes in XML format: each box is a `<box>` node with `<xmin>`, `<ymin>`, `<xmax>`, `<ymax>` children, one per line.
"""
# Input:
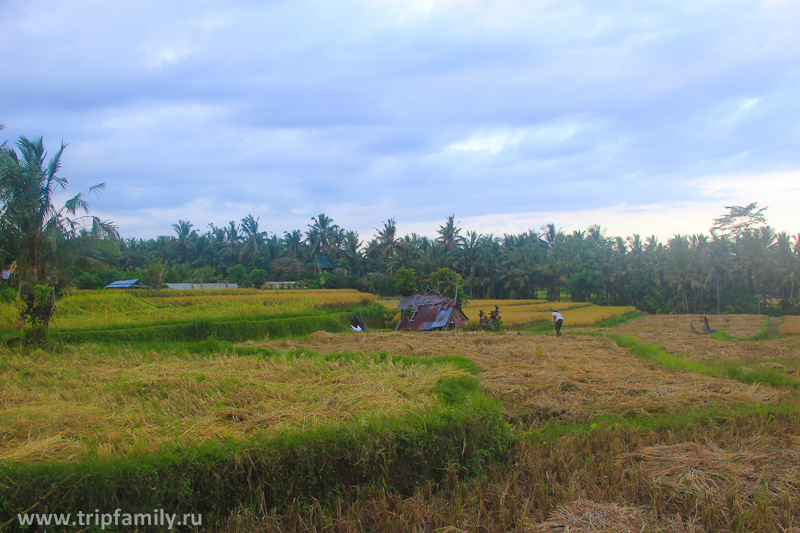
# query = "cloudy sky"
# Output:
<box><xmin>2</xmin><ymin>0</ymin><xmax>799</xmax><ymax>242</ymax></box>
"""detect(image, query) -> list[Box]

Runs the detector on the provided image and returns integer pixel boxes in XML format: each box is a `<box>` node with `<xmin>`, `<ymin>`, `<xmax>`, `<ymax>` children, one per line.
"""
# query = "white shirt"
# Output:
<box><xmin>552</xmin><ymin>312</ymin><xmax>563</xmax><ymax>321</ymax></box>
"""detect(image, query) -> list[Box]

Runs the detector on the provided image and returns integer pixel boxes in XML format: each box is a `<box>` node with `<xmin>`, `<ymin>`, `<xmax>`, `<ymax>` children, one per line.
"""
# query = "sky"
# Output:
<box><xmin>2</xmin><ymin>0</ymin><xmax>799</xmax><ymax>243</ymax></box>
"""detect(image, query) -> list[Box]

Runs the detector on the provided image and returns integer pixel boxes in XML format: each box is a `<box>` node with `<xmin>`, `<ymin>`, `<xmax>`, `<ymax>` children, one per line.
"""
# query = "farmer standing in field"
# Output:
<box><xmin>552</xmin><ymin>311</ymin><xmax>564</xmax><ymax>337</ymax></box>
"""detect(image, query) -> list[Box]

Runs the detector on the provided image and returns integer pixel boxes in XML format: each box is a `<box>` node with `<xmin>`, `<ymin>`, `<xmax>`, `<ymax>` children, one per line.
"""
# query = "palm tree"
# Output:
<box><xmin>171</xmin><ymin>220</ymin><xmax>194</xmax><ymax>264</ymax></box>
<box><xmin>0</xmin><ymin>136</ymin><xmax>117</xmax><ymax>282</ymax></box>
<box><xmin>704</xmin><ymin>232</ymin><xmax>731</xmax><ymax>314</ymax></box>
<box><xmin>225</xmin><ymin>221</ymin><xmax>241</xmax><ymax>250</ymax></box>
<box><xmin>307</xmin><ymin>213</ymin><xmax>338</xmax><ymax>259</ymax></box>
<box><xmin>436</xmin><ymin>215</ymin><xmax>464</xmax><ymax>253</ymax></box>
<box><xmin>282</xmin><ymin>229</ymin><xmax>305</xmax><ymax>261</ymax></box>
<box><xmin>343</xmin><ymin>231</ymin><xmax>365</xmax><ymax>275</ymax></box>
<box><xmin>239</xmin><ymin>214</ymin><xmax>266</xmax><ymax>268</ymax></box>
<box><xmin>372</xmin><ymin>218</ymin><xmax>408</xmax><ymax>274</ymax></box>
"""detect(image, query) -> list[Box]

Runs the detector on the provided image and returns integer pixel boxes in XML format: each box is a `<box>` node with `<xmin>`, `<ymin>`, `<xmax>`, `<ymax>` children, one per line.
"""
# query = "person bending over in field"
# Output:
<box><xmin>552</xmin><ymin>311</ymin><xmax>564</xmax><ymax>337</ymax></box>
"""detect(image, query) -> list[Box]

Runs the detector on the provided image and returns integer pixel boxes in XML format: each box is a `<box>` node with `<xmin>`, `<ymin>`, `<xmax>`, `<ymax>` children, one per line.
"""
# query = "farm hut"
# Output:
<box><xmin>307</xmin><ymin>256</ymin><xmax>337</xmax><ymax>272</ymax></box>
<box><xmin>395</xmin><ymin>294</ymin><xmax>468</xmax><ymax>332</ymax></box>
<box><xmin>105</xmin><ymin>279</ymin><xmax>148</xmax><ymax>289</ymax></box>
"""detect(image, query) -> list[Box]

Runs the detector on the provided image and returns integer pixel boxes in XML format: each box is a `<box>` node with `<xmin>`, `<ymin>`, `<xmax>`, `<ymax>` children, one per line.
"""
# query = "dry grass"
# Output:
<box><xmin>781</xmin><ymin>316</ymin><xmax>800</xmax><ymax>336</ymax></box>
<box><xmin>220</xmin><ymin>417</ymin><xmax>800</xmax><ymax>533</ymax></box>
<box><xmin>0</xmin><ymin>343</ymin><xmax>462</xmax><ymax>462</ymax></box>
<box><xmin>623</xmin><ymin>435</ymin><xmax>800</xmax><ymax>521</ymax></box>
<box><xmin>255</xmin><ymin>331</ymin><xmax>780</xmax><ymax>424</ymax></box>
<box><xmin>529</xmin><ymin>499</ymin><xmax>664</xmax><ymax>533</ymax></box>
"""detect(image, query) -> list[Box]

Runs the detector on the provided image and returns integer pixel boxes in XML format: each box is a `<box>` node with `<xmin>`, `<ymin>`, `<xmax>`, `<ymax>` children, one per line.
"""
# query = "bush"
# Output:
<box><xmin>248</xmin><ymin>268</ymin><xmax>268</xmax><ymax>288</ymax></box>
<box><xmin>227</xmin><ymin>264</ymin><xmax>248</xmax><ymax>286</ymax></box>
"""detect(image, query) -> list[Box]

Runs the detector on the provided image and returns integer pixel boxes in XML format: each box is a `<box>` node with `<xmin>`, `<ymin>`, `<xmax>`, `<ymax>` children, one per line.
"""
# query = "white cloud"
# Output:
<box><xmin>446</xmin><ymin>128</ymin><xmax>528</xmax><ymax>154</ymax></box>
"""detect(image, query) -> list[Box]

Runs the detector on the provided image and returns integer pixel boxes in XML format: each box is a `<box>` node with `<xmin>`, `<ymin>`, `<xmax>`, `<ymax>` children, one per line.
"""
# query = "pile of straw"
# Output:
<box><xmin>529</xmin><ymin>499</ymin><xmax>653</xmax><ymax>532</ymax></box>
<box><xmin>622</xmin><ymin>436</ymin><xmax>800</xmax><ymax>514</ymax></box>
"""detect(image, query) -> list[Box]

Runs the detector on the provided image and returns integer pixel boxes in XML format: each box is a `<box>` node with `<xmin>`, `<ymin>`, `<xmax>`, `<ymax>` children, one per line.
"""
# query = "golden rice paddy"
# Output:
<box><xmin>780</xmin><ymin>315</ymin><xmax>800</xmax><ymax>335</ymax></box>
<box><xmin>25</xmin><ymin>289</ymin><xmax>374</xmax><ymax>329</ymax></box>
<box><xmin>381</xmin><ymin>298</ymin><xmax>636</xmax><ymax>329</ymax></box>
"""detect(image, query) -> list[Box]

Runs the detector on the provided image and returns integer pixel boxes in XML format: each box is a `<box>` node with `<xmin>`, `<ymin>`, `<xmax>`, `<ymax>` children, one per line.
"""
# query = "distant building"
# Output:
<box><xmin>105</xmin><ymin>279</ymin><xmax>148</xmax><ymax>289</ymax></box>
<box><xmin>307</xmin><ymin>256</ymin><xmax>337</xmax><ymax>272</ymax></box>
<box><xmin>396</xmin><ymin>294</ymin><xmax>468</xmax><ymax>332</ymax></box>
<box><xmin>265</xmin><ymin>281</ymin><xmax>297</xmax><ymax>288</ymax></box>
<box><xmin>163</xmin><ymin>282</ymin><xmax>239</xmax><ymax>290</ymax></box>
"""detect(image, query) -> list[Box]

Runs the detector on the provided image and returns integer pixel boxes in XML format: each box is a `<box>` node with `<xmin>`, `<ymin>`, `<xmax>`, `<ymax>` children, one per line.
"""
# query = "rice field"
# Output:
<box><xmin>780</xmin><ymin>315</ymin><xmax>800</xmax><ymax>335</ymax></box>
<box><xmin>0</xmin><ymin>289</ymin><xmax>376</xmax><ymax>330</ymax></box>
<box><xmin>4</xmin><ymin>304</ymin><xmax>800</xmax><ymax>532</ymax></box>
<box><xmin>255</xmin><ymin>330</ymin><xmax>782</xmax><ymax>424</ymax></box>
<box><xmin>593</xmin><ymin>314</ymin><xmax>800</xmax><ymax>373</ymax></box>
<box><xmin>0</xmin><ymin>341</ymin><xmax>463</xmax><ymax>463</ymax></box>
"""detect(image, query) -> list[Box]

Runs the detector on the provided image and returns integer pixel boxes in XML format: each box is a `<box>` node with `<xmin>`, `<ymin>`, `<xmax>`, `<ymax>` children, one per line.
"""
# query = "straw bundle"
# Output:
<box><xmin>529</xmin><ymin>499</ymin><xmax>652</xmax><ymax>532</ymax></box>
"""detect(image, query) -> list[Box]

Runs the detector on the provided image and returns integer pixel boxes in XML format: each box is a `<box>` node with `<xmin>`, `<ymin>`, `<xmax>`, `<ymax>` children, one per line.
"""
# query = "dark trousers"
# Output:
<box><xmin>554</xmin><ymin>319</ymin><xmax>563</xmax><ymax>336</ymax></box>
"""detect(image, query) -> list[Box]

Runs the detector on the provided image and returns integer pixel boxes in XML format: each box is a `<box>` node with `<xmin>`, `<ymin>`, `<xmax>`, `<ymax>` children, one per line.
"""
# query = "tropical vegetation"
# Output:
<box><xmin>2</xmin><ymin>132</ymin><xmax>799</xmax><ymax>318</ymax></box>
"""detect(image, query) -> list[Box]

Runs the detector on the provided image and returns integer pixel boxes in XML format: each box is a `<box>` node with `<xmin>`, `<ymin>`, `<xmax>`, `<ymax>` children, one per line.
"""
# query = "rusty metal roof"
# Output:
<box><xmin>397</xmin><ymin>294</ymin><xmax>448</xmax><ymax>309</ymax></box>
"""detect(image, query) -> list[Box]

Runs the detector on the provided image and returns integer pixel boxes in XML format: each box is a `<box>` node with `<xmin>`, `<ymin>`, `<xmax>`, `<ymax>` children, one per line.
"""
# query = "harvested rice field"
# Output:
<box><xmin>591</xmin><ymin>314</ymin><xmax>800</xmax><ymax>374</ymax></box>
<box><xmin>0</xmin><ymin>344</ymin><xmax>466</xmax><ymax>463</ymax></box>
<box><xmin>227</xmin><ymin>320</ymin><xmax>800</xmax><ymax>533</ymax></box>
<box><xmin>5</xmin><ymin>310</ymin><xmax>800</xmax><ymax>532</ymax></box>
<box><xmin>255</xmin><ymin>330</ymin><xmax>782</xmax><ymax>425</ymax></box>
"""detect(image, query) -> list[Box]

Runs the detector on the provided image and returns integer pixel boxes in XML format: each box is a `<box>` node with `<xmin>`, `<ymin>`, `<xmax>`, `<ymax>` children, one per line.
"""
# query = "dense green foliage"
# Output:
<box><xmin>6</xmin><ymin>210</ymin><xmax>796</xmax><ymax>316</ymax></box>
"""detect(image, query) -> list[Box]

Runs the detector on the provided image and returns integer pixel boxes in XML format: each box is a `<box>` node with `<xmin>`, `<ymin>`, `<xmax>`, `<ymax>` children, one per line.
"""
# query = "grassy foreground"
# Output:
<box><xmin>2</xmin><ymin>291</ymin><xmax>799</xmax><ymax>532</ymax></box>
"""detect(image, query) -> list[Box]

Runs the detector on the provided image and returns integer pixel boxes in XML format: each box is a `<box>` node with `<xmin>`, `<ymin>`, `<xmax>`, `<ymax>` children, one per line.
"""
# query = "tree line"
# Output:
<box><xmin>2</xmin><ymin>133</ymin><xmax>799</xmax><ymax>315</ymax></box>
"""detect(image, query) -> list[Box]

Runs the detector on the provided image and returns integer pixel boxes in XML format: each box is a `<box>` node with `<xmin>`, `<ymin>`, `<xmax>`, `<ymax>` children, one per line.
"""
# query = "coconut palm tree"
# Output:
<box><xmin>0</xmin><ymin>136</ymin><xmax>117</xmax><ymax>282</ymax></box>
<box><xmin>171</xmin><ymin>220</ymin><xmax>194</xmax><ymax>264</ymax></box>
<box><xmin>239</xmin><ymin>214</ymin><xmax>267</xmax><ymax>269</ymax></box>
<box><xmin>372</xmin><ymin>218</ymin><xmax>409</xmax><ymax>274</ymax></box>
<box><xmin>282</xmin><ymin>229</ymin><xmax>305</xmax><ymax>261</ymax></box>
<box><xmin>436</xmin><ymin>215</ymin><xmax>465</xmax><ymax>253</ymax></box>
<box><xmin>307</xmin><ymin>213</ymin><xmax>338</xmax><ymax>259</ymax></box>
